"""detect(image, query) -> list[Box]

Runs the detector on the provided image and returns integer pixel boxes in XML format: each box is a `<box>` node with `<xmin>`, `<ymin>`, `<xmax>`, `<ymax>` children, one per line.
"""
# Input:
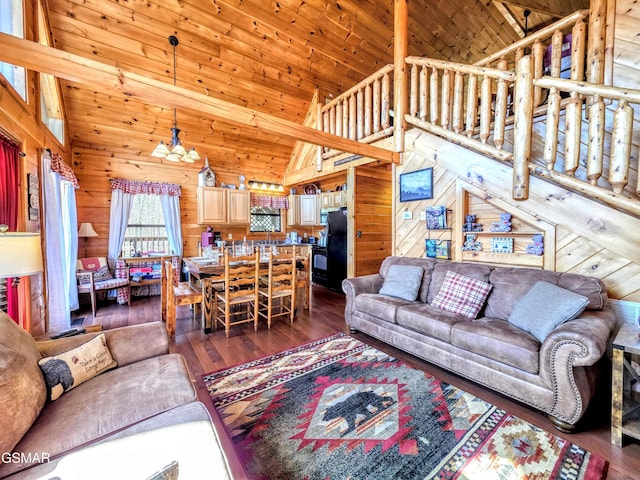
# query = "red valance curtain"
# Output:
<box><xmin>0</xmin><ymin>135</ymin><xmax>20</xmax><ymax>321</ymax></box>
<box><xmin>250</xmin><ymin>193</ymin><xmax>289</xmax><ymax>209</ymax></box>
<box><xmin>111</xmin><ymin>178</ymin><xmax>181</xmax><ymax>196</ymax></box>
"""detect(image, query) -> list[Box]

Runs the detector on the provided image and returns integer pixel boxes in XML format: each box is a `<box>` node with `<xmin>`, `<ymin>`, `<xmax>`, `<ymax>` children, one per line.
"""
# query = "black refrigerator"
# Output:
<box><xmin>326</xmin><ymin>209</ymin><xmax>348</xmax><ymax>292</ymax></box>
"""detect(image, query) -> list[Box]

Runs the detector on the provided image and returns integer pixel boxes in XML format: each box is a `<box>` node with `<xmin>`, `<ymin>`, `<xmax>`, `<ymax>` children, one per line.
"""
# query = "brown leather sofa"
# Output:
<box><xmin>342</xmin><ymin>256</ymin><xmax>616</xmax><ymax>432</ymax></box>
<box><xmin>0</xmin><ymin>312</ymin><xmax>233</xmax><ymax>479</ymax></box>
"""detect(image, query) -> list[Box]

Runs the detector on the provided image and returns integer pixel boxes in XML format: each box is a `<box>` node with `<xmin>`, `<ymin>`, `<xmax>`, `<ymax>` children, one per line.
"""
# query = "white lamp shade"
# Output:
<box><xmin>78</xmin><ymin>223</ymin><xmax>98</xmax><ymax>237</ymax></box>
<box><xmin>0</xmin><ymin>233</ymin><xmax>44</xmax><ymax>278</ymax></box>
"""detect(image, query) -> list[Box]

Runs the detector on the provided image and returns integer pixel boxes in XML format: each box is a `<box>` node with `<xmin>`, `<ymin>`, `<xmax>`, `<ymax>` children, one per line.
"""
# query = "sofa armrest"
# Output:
<box><xmin>37</xmin><ymin>322</ymin><xmax>169</xmax><ymax>367</ymax></box>
<box><xmin>342</xmin><ymin>274</ymin><xmax>384</xmax><ymax>327</ymax></box>
<box><xmin>538</xmin><ymin>307</ymin><xmax>615</xmax><ymax>425</ymax></box>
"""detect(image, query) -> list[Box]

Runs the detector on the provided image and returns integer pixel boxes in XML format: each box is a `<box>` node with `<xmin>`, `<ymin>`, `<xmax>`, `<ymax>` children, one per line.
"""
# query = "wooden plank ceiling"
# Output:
<box><xmin>45</xmin><ymin>0</ymin><xmax>587</xmax><ymax>184</ymax></box>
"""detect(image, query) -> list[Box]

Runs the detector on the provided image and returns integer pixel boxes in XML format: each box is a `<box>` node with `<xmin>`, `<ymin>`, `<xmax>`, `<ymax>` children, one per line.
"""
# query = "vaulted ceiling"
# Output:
<box><xmin>45</xmin><ymin>0</ymin><xmax>588</xmax><ymax>183</ymax></box>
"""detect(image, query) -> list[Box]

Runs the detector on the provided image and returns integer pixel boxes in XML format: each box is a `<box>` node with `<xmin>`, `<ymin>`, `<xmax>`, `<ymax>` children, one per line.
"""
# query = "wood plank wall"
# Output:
<box><xmin>0</xmin><ymin>0</ymin><xmax>67</xmax><ymax>334</ymax></box>
<box><xmin>396</xmin><ymin>128</ymin><xmax>640</xmax><ymax>302</ymax></box>
<box><xmin>354</xmin><ymin>164</ymin><xmax>392</xmax><ymax>276</ymax></box>
<box><xmin>613</xmin><ymin>0</ymin><xmax>640</xmax><ymax>96</ymax></box>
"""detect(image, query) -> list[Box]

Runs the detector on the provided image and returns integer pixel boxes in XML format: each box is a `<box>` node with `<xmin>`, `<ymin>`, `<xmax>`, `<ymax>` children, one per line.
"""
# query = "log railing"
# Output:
<box><xmin>316</xmin><ymin>64</ymin><xmax>394</xmax><ymax>165</ymax></box>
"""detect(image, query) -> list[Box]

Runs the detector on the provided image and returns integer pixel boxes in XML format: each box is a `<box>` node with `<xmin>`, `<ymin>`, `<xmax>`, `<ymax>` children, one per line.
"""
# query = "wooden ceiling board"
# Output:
<box><xmin>43</xmin><ymin>0</ymin><xmax>553</xmax><ymax>182</ymax></box>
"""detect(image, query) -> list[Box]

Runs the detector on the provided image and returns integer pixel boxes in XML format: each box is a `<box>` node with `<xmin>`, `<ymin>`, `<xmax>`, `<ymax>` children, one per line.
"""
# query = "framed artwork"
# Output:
<box><xmin>27</xmin><ymin>173</ymin><xmax>39</xmax><ymax>221</ymax></box>
<box><xmin>399</xmin><ymin>168</ymin><xmax>433</xmax><ymax>202</ymax></box>
<box><xmin>426</xmin><ymin>239</ymin><xmax>451</xmax><ymax>259</ymax></box>
<box><xmin>425</xmin><ymin>205</ymin><xmax>447</xmax><ymax>230</ymax></box>
<box><xmin>491</xmin><ymin>237</ymin><xmax>514</xmax><ymax>253</ymax></box>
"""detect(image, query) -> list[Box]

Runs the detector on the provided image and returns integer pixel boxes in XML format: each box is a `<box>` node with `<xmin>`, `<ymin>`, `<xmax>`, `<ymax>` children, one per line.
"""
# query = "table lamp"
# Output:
<box><xmin>78</xmin><ymin>222</ymin><xmax>98</xmax><ymax>258</ymax></box>
<box><xmin>0</xmin><ymin>225</ymin><xmax>44</xmax><ymax>285</ymax></box>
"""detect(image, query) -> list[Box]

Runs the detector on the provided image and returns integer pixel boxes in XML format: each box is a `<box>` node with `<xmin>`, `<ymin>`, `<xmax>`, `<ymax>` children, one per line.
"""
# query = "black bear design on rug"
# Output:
<box><xmin>40</xmin><ymin>359</ymin><xmax>75</xmax><ymax>394</ymax></box>
<box><xmin>322</xmin><ymin>390</ymin><xmax>395</xmax><ymax>436</ymax></box>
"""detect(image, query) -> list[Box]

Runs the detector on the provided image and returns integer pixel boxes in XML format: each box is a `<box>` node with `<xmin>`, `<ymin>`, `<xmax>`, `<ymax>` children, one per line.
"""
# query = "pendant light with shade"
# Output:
<box><xmin>151</xmin><ymin>35</ymin><xmax>201</xmax><ymax>163</ymax></box>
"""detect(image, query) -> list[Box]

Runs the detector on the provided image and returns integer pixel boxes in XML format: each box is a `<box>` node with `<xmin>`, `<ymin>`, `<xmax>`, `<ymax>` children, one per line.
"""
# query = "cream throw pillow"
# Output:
<box><xmin>38</xmin><ymin>333</ymin><xmax>117</xmax><ymax>401</ymax></box>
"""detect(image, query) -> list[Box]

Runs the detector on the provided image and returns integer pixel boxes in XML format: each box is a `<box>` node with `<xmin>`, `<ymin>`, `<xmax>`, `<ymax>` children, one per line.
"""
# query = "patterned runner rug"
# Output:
<box><xmin>203</xmin><ymin>333</ymin><xmax>607</xmax><ymax>480</ymax></box>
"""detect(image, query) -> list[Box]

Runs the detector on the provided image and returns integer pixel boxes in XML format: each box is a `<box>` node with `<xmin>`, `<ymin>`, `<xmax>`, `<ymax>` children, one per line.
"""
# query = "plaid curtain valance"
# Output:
<box><xmin>49</xmin><ymin>152</ymin><xmax>79</xmax><ymax>188</ymax></box>
<box><xmin>111</xmin><ymin>178</ymin><xmax>181</xmax><ymax>196</ymax></box>
<box><xmin>250</xmin><ymin>193</ymin><xmax>288</xmax><ymax>209</ymax></box>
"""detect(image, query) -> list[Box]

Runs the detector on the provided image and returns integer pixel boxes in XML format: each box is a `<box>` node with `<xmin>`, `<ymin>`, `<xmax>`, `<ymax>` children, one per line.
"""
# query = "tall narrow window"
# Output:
<box><xmin>0</xmin><ymin>0</ymin><xmax>26</xmax><ymax>101</ymax></box>
<box><xmin>38</xmin><ymin>0</ymin><xmax>64</xmax><ymax>143</ymax></box>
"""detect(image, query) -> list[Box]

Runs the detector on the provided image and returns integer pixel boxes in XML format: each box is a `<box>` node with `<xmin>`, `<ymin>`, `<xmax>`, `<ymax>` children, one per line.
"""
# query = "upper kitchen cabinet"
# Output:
<box><xmin>197</xmin><ymin>187</ymin><xmax>251</xmax><ymax>225</ymax></box>
<box><xmin>298</xmin><ymin>195</ymin><xmax>320</xmax><ymax>225</ymax></box>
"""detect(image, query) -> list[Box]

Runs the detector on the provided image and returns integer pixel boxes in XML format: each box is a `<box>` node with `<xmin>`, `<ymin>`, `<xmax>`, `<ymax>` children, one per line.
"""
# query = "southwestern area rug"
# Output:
<box><xmin>203</xmin><ymin>333</ymin><xmax>607</xmax><ymax>480</ymax></box>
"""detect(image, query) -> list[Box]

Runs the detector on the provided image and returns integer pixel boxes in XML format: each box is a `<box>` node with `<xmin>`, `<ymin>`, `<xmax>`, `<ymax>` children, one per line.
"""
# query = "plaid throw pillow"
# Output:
<box><xmin>431</xmin><ymin>270</ymin><xmax>492</xmax><ymax>319</ymax></box>
<box><xmin>94</xmin><ymin>265</ymin><xmax>114</xmax><ymax>282</ymax></box>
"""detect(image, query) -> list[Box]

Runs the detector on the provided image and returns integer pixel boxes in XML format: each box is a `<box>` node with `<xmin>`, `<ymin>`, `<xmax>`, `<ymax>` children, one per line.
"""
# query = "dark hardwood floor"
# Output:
<box><xmin>74</xmin><ymin>286</ymin><xmax>640</xmax><ymax>479</ymax></box>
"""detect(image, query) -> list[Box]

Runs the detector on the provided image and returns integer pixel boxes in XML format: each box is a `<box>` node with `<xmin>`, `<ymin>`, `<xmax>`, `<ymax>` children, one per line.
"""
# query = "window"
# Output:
<box><xmin>122</xmin><ymin>194</ymin><xmax>169</xmax><ymax>257</ymax></box>
<box><xmin>38</xmin><ymin>1</ymin><xmax>64</xmax><ymax>144</ymax></box>
<box><xmin>250</xmin><ymin>206</ymin><xmax>282</xmax><ymax>232</ymax></box>
<box><xmin>0</xmin><ymin>0</ymin><xmax>26</xmax><ymax>100</ymax></box>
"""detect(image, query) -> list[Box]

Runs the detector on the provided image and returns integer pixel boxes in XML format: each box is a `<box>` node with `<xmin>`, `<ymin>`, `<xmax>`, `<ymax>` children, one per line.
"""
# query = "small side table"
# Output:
<box><xmin>611</xmin><ymin>322</ymin><xmax>640</xmax><ymax>446</ymax></box>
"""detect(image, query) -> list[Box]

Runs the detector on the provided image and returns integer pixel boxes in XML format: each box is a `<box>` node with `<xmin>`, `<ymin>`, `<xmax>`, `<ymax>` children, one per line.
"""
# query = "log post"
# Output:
<box><xmin>452</xmin><ymin>71</ymin><xmax>464</xmax><ymax>134</ymax></box>
<box><xmin>544</xmin><ymin>89</ymin><xmax>561</xmax><ymax>170</ymax></box>
<box><xmin>419</xmin><ymin>66</ymin><xmax>428</xmax><ymax>121</ymax></box>
<box><xmin>564</xmin><ymin>92</ymin><xmax>583</xmax><ymax>175</ymax></box>
<box><xmin>550</xmin><ymin>30</ymin><xmax>563</xmax><ymax>78</ymax></box>
<box><xmin>393</xmin><ymin>0</ymin><xmax>408</xmax><ymax>152</ymax></box>
<box><xmin>349</xmin><ymin>94</ymin><xmax>357</xmax><ymax>140</ymax></box>
<box><xmin>430</xmin><ymin>67</ymin><xmax>439</xmax><ymax>124</ymax></box>
<box><xmin>571</xmin><ymin>19</ymin><xmax>587</xmax><ymax>81</ymax></box>
<box><xmin>587</xmin><ymin>0</ymin><xmax>606</xmax><ymax>85</ymax></box>
<box><xmin>587</xmin><ymin>96</ymin><xmax>605</xmax><ymax>185</ymax></box>
<box><xmin>465</xmin><ymin>74</ymin><xmax>478</xmax><ymax>138</ymax></box>
<box><xmin>373</xmin><ymin>78</ymin><xmax>381</xmax><ymax>133</ymax></box>
<box><xmin>609</xmin><ymin>100</ymin><xmax>634</xmax><ymax>194</ymax></box>
<box><xmin>316</xmin><ymin>102</ymin><xmax>323</xmax><ymax>171</ymax></box>
<box><xmin>479</xmin><ymin>75</ymin><xmax>492</xmax><ymax>144</ymax></box>
<box><xmin>441</xmin><ymin>69</ymin><xmax>452</xmax><ymax>129</ymax></box>
<box><xmin>410</xmin><ymin>63</ymin><xmax>418</xmax><ymax>117</ymax></box>
<box><xmin>364</xmin><ymin>83</ymin><xmax>372</xmax><ymax>137</ymax></box>
<box><xmin>513</xmin><ymin>55</ymin><xmax>533</xmax><ymax>200</ymax></box>
<box><xmin>381</xmin><ymin>73</ymin><xmax>391</xmax><ymax>129</ymax></box>
<box><xmin>356</xmin><ymin>88</ymin><xmax>364</xmax><ymax>140</ymax></box>
<box><xmin>532</xmin><ymin>40</ymin><xmax>545</xmax><ymax>107</ymax></box>
<box><xmin>494</xmin><ymin>58</ymin><xmax>508</xmax><ymax>150</ymax></box>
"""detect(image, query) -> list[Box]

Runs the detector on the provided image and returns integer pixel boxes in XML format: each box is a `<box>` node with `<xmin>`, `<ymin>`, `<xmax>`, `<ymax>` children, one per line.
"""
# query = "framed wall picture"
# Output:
<box><xmin>426</xmin><ymin>239</ymin><xmax>451</xmax><ymax>259</ymax></box>
<box><xmin>27</xmin><ymin>173</ymin><xmax>39</xmax><ymax>221</ymax></box>
<box><xmin>399</xmin><ymin>168</ymin><xmax>433</xmax><ymax>202</ymax></box>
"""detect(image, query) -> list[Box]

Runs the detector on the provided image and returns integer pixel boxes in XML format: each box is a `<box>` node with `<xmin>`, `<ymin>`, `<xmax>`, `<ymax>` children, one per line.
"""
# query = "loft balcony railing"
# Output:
<box><xmin>317</xmin><ymin>64</ymin><xmax>394</xmax><ymax>164</ymax></box>
<box><xmin>315</xmin><ymin>8</ymin><xmax>640</xmax><ymax>217</ymax></box>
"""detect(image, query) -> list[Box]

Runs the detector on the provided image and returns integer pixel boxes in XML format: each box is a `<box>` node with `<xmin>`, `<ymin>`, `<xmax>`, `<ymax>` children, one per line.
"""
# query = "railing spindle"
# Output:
<box><xmin>410</xmin><ymin>63</ymin><xmax>418</xmax><ymax>117</ymax></box>
<box><xmin>429</xmin><ymin>67</ymin><xmax>439</xmax><ymax>124</ymax></box>
<box><xmin>609</xmin><ymin>100</ymin><xmax>634</xmax><ymax>194</ymax></box>
<box><xmin>513</xmin><ymin>55</ymin><xmax>533</xmax><ymax>200</ymax></box>
<box><xmin>587</xmin><ymin>96</ymin><xmax>605</xmax><ymax>185</ymax></box>
<box><xmin>571</xmin><ymin>19</ymin><xmax>587</xmax><ymax>81</ymax></box>
<box><xmin>349</xmin><ymin>94</ymin><xmax>357</xmax><ymax>140</ymax></box>
<box><xmin>419</xmin><ymin>66</ymin><xmax>428</xmax><ymax>121</ymax></box>
<box><xmin>441</xmin><ymin>69</ymin><xmax>452</xmax><ymax>129</ymax></box>
<box><xmin>382</xmin><ymin>73</ymin><xmax>391</xmax><ymax>129</ymax></box>
<box><xmin>494</xmin><ymin>58</ymin><xmax>508</xmax><ymax>149</ymax></box>
<box><xmin>452</xmin><ymin>71</ymin><xmax>464</xmax><ymax>134</ymax></box>
<box><xmin>373</xmin><ymin>78</ymin><xmax>381</xmax><ymax>133</ymax></box>
<box><xmin>564</xmin><ymin>92</ymin><xmax>583</xmax><ymax>175</ymax></box>
<box><xmin>365</xmin><ymin>83</ymin><xmax>373</xmax><ymax>137</ymax></box>
<box><xmin>335</xmin><ymin>103</ymin><xmax>343</xmax><ymax>137</ymax></box>
<box><xmin>532</xmin><ymin>40</ymin><xmax>545</xmax><ymax>107</ymax></box>
<box><xmin>479</xmin><ymin>75</ymin><xmax>492</xmax><ymax>144</ymax></box>
<box><xmin>357</xmin><ymin>89</ymin><xmax>364</xmax><ymax>140</ymax></box>
<box><xmin>465</xmin><ymin>74</ymin><xmax>478</xmax><ymax>138</ymax></box>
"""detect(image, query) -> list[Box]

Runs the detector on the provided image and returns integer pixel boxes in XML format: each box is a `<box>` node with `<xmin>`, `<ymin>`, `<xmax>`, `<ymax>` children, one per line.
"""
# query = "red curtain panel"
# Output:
<box><xmin>0</xmin><ymin>135</ymin><xmax>20</xmax><ymax>321</ymax></box>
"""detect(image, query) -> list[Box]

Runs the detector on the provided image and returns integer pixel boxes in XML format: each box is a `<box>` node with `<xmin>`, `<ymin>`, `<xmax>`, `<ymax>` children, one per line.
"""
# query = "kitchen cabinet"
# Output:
<box><xmin>287</xmin><ymin>194</ymin><xmax>298</xmax><ymax>226</ymax></box>
<box><xmin>227</xmin><ymin>189</ymin><xmax>251</xmax><ymax>224</ymax></box>
<box><xmin>319</xmin><ymin>191</ymin><xmax>346</xmax><ymax>208</ymax></box>
<box><xmin>197</xmin><ymin>187</ymin><xmax>250</xmax><ymax>224</ymax></box>
<box><xmin>298</xmin><ymin>195</ymin><xmax>319</xmax><ymax>225</ymax></box>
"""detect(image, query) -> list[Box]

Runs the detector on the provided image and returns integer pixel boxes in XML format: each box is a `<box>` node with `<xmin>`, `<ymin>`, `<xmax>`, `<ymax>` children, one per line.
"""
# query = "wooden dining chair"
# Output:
<box><xmin>257</xmin><ymin>246</ymin><xmax>297</xmax><ymax>329</ymax></box>
<box><xmin>214</xmin><ymin>250</ymin><xmax>260</xmax><ymax>337</ymax></box>
<box><xmin>162</xmin><ymin>259</ymin><xmax>202</xmax><ymax>337</ymax></box>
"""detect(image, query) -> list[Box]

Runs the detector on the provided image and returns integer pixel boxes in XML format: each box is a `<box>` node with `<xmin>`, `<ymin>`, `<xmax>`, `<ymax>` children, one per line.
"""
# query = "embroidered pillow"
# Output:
<box><xmin>379</xmin><ymin>265</ymin><xmax>424</xmax><ymax>301</ymax></box>
<box><xmin>38</xmin><ymin>334</ymin><xmax>117</xmax><ymax>401</ymax></box>
<box><xmin>431</xmin><ymin>270</ymin><xmax>492</xmax><ymax>319</ymax></box>
<box><xmin>508</xmin><ymin>281</ymin><xmax>589</xmax><ymax>343</ymax></box>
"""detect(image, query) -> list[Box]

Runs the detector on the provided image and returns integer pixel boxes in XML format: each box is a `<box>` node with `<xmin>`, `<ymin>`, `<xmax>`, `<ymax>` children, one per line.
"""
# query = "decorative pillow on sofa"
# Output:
<box><xmin>38</xmin><ymin>333</ymin><xmax>117</xmax><ymax>401</ymax></box>
<box><xmin>508</xmin><ymin>281</ymin><xmax>589</xmax><ymax>343</ymax></box>
<box><xmin>379</xmin><ymin>264</ymin><xmax>424</xmax><ymax>301</ymax></box>
<box><xmin>431</xmin><ymin>270</ymin><xmax>492</xmax><ymax>320</ymax></box>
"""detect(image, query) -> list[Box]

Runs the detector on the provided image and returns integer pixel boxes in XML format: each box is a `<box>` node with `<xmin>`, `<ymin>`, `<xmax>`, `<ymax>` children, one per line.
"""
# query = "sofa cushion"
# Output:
<box><xmin>396</xmin><ymin>303</ymin><xmax>468</xmax><ymax>342</ymax></box>
<box><xmin>508</xmin><ymin>281</ymin><xmax>590</xmax><ymax>343</ymax></box>
<box><xmin>379</xmin><ymin>256</ymin><xmax>437</xmax><ymax>302</ymax></box>
<box><xmin>485</xmin><ymin>268</ymin><xmax>606</xmax><ymax>321</ymax></box>
<box><xmin>451</xmin><ymin>318</ymin><xmax>540</xmax><ymax>374</ymax></box>
<box><xmin>427</xmin><ymin>262</ymin><xmax>492</xmax><ymax>304</ymax></box>
<box><xmin>3</xmin><ymin>353</ymin><xmax>197</xmax><ymax>477</ymax></box>
<box><xmin>354</xmin><ymin>293</ymin><xmax>414</xmax><ymax>324</ymax></box>
<box><xmin>38</xmin><ymin>333</ymin><xmax>117</xmax><ymax>401</ymax></box>
<box><xmin>379</xmin><ymin>264</ymin><xmax>424</xmax><ymax>301</ymax></box>
<box><xmin>431</xmin><ymin>271</ymin><xmax>492</xmax><ymax>320</ymax></box>
<box><xmin>0</xmin><ymin>312</ymin><xmax>46</xmax><ymax>456</ymax></box>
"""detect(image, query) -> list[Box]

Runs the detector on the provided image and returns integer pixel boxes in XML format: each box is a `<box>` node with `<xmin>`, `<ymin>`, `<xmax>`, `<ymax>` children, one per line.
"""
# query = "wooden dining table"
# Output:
<box><xmin>182</xmin><ymin>248</ymin><xmax>311</xmax><ymax>334</ymax></box>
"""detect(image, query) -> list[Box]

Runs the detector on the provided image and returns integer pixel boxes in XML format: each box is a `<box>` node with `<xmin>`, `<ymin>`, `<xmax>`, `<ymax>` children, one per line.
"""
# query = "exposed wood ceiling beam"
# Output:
<box><xmin>0</xmin><ymin>33</ymin><xmax>399</xmax><ymax>165</ymax></box>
